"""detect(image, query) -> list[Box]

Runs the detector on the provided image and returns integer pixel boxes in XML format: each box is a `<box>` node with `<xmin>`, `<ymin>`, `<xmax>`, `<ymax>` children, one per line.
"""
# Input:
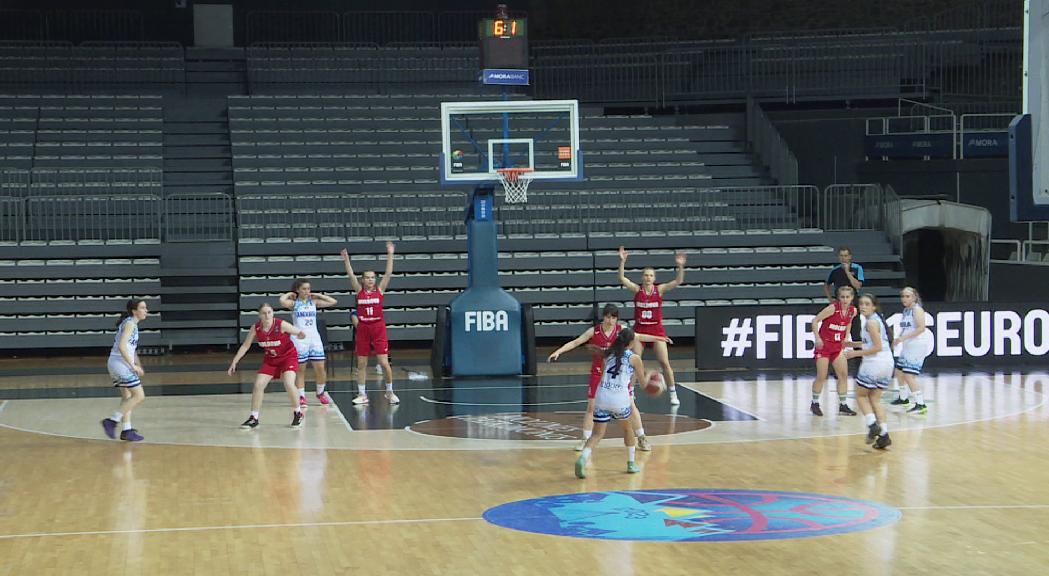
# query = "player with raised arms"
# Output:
<box><xmin>548</xmin><ymin>303</ymin><xmax>672</xmax><ymax>452</ymax></box>
<box><xmin>101</xmin><ymin>298</ymin><xmax>149</xmax><ymax>442</ymax></box>
<box><xmin>811</xmin><ymin>285</ymin><xmax>858</xmax><ymax>417</ymax></box>
<box><xmin>341</xmin><ymin>242</ymin><xmax>397</xmax><ymax>405</ymax></box>
<box><xmin>279</xmin><ymin>279</ymin><xmax>338</xmax><ymax>410</ymax></box>
<box><xmin>618</xmin><ymin>246</ymin><xmax>686</xmax><ymax>405</ymax></box>
<box><xmin>229</xmin><ymin>302</ymin><xmax>308</xmax><ymax>429</ymax></box>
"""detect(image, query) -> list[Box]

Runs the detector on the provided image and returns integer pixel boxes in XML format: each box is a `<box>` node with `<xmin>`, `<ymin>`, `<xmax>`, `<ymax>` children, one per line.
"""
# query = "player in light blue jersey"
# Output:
<box><xmin>101</xmin><ymin>299</ymin><xmax>149</xmax><ymax>442</ymax></box>
<box><xmin>575</xmin><ymin>328</ymin><xmax>647</xmax><ymax>478</ymax></box>
<box><xmin>845</xmin><ymin>293</ymin><xmax>894</xmax><ymax>450</ymax></box>
<box><xmin>280</xmin><ymin>279</ymin><xmax>338</xmax><ymax>410</ymax></box>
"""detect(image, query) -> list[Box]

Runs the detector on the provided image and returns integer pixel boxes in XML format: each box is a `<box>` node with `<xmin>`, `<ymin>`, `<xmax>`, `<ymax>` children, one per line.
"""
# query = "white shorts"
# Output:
<box><xmin>294</xmin><ymin>334</ymin><xmax>326</xmax><ymax>363</ymax></box>
<box><xmin>895</xmin><ymin>340</ymin><xmax>929</xmax><ymax>375</ymax></box>
<box><xmin>593</xmin><ymin>404</ymin><xmax>632</xmax><ymax>423</ymax></box>
<box><xmin>857</xmin><ymin>359</ymin><xmax>895</xmax><ymax>390</ymax></box>
<box><xmin>107</xmin><ymin>356</ymin><xmax>141</xmax><ymax>388</ymax></box>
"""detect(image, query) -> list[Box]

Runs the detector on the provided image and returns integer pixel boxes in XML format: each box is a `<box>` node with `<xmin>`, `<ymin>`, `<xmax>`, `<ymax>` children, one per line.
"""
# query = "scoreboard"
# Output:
<box><xmin>479</xmin><ymin>17</ymin><xmax>528</xmax><ymax>70</ymax></box>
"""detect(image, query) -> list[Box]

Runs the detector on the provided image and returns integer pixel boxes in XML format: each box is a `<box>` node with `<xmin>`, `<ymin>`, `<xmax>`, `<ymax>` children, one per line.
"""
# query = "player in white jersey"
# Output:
<box><xmin>101</xmin><ymin>299</ymin><xmax>148</xmax><ymax>442</ymax></box>
<box><xmin>280</xmin><ymin>279</ymin><xmax>338</xmax><ymax>410</ymax></box>
<box><xmin>844</xmin><ymin>293</ymin><xmax>894</xmax><ymax>450</ymax></box>
<box><xmin>574</xmin><ymin>328</ymin><xmax>646</xmax><ymax>479</ymax></box>
<box><xmin>890</xmin><ymin>286</ymin><xmax>932</xmax><ymax>414</ymax></box>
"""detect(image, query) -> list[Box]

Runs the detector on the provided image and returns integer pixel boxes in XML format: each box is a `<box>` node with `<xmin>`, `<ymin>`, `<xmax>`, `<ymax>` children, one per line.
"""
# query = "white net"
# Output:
<box><xmin>496</xmin><ymin>169</ymin><xmax>533</xmax><ymax>204</ymax></box>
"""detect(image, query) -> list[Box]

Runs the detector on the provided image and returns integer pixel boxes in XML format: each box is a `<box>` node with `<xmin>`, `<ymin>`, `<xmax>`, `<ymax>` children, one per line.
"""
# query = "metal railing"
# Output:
<box><xmin>44</xmin><ymin>9</ymin><xmax>144</xmax><ymax>43</ymax></box>
<box><xmin>22</xmin><ymin>194</ymin><xmax>161</xmax><ymax>242</ymax></box>
<box><xmin>164</xmin><ymin>192</ymin><xmax>234</xmax><ymax>242</ymax></box>
<box><xmin>818</xmin><ymin>184</ymin><xmax>898</xmax><ymax>233</ymax></box>
<box><xmin>0</xmin><ymin>196</ymin><xmax>23</xmax><ymax>243</ymax></box>
<box><xmin>0</xmin><ymin>169</ymin><xmax>30</xmax><ymax>197</ymax></box>
<box><xmin>245</xmin><ymin>10</ymin><xmax>527</xmax><ymax>45</ymax></box>
<box><xmin>746</xmin><ymin>98</ymin><xmax>798</xmax><ymax>185</ymax></box>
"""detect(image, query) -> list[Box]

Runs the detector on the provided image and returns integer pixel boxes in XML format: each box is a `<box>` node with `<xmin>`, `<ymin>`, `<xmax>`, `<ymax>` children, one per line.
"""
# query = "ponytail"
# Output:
<box><xmin>604</xmin><ymin>327</ymin><xmax>635</xmax><ymax>378</ymax></box>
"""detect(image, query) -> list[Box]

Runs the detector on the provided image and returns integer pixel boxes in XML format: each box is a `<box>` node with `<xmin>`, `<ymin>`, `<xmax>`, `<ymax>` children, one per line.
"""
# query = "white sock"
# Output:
<box><xmin>122</xmin><ymin>420</ymin><xmax>132</xmax><ymax>431</ymax></box>
<box><xmin>316</xmin><ymin>384</ymin><xmax>326</xmax><ymax>395</ymax></box>
<box><xmin>865</xmin><ymin>413</ymin><xmax>876</xmax><ymax>426</ymax></box>
<box><xmin>582</xmin><ymin>430</ymin><xmax>592</xmax><ymax>440</ymax></box>
<box><xmin>250</xmin><ymin>411</ymin><xmax>259</xmax><ymax>419</ymax></box>
<box><xmin>898</xmin><ymin>386</ymin><xmax>910</xmax><ymax>400</ymax></box>
<box><xmin>635</xmin><ymin>427</ymin><xmax>645</xmax><ymax>438</ymax></box>
<box><xmin>298</xmin><ymin>388</ymin><xmax>306</xmax><ymax>398</ymax></box>
<box><xmin>627</xmin><ymin>446</ymin><xmax>636</xmax><ymax>462</ymax></box>
<box><xmin>110</xmin><ymin>411</ymin><xmax>123</xmax><ymax>422</ymax></box>
<box><xmin>385</xmin><ymin>382</ymin><xmax>393</xmax><ymax>392</ymax></box>
<box><xmin>879</xmin><ymin>423</ymin><xmax>888</xmax><ymax>436</ymax></box>
<box><xmin>581</xmin><ymin>447</ymin><xmax>592</xmax><ymax>460</ymax></box>
<box><xmin>357</xmin><ymin>384</ymin><xmax>366</xmax><ymax>395</ymax></box>
<box><xmin>913</xmin><ymin>391</ymin><xmax>924</xmax><ymax>405</ymax></box>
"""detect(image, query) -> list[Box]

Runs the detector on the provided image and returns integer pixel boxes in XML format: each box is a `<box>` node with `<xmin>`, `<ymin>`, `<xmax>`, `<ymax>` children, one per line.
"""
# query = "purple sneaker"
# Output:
<box><xmin>101</xmin><ymin>418</ymin><xmax>118</xmax><ymax>439</ymax></box>
<box><xmin>120</xmin><ymin>429</ymin><xmax>144</xmax><ymax>442</ymax></box>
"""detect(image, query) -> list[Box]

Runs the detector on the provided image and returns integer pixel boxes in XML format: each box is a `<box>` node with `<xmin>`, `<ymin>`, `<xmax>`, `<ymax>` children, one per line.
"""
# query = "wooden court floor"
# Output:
<box><xmin>1</xmin><ymin>350</ymin><xmax>1047</xmax><ymax>575</ymax></box>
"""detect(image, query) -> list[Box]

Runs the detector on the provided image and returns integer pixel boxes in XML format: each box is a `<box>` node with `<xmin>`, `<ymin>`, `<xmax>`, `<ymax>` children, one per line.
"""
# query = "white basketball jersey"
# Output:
<box><xmin>292</xmin><ymin>298</ymin><xmax>321</xmax><ymax>338</ymax></box>
<box><xmin>595</xmin><ymin>350</ymin><xmax>635</xmax><ymax>411</ymax></box>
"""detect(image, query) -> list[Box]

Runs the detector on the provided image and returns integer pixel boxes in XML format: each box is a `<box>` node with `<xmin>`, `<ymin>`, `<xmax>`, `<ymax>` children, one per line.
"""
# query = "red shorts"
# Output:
<box><xmin>633</xmin><ymin>323</ymin><xmax>666</xmax><ymax>348</ymax></box>
<box><xmin>587</xmin><ymin>357</ymin><xmax>603</xmax><ymax>399</ymax></box>
<box><xmin>258</xmin><ymin>354</ymin><xmax>299</xmax><ymax>378</ymax></box>
<box><xmin>355</xmin><ymin>320</ymin><xmax>389</xmax><ymax>356</ymax></box>
<box><xmin>814</xmin><ymin>345</ymin><xmax>844</xmax><ymax>361</ymax></box>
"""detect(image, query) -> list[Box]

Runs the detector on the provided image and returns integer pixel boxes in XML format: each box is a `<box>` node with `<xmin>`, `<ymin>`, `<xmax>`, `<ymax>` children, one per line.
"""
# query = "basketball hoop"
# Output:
<box><xmin>495</xmin><ymin>167</ymin><xmax>533</xmax><ymax>204</ymax></box>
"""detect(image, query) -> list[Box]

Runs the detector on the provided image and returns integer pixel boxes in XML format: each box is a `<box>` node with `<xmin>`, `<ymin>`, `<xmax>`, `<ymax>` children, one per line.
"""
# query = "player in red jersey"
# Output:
<box><xmin>548</xmin><ymin>303</ymin><xmax>672</xmax><ymax>452</ymax></box>
<box><xmin>810</xmin><ymin>285</ymin><xmax>858</xmax><ymax>417</ymax></box>
<box><xmin>618</xmin><ymin>246</ymin><xmax>686</xmax><ymax>405</ymax></box>
<box><xmin>341</xmin><ymin>241</ymin><xmax>396</xmax><ymax>406</ymax></box>
<box><xmin>228</xmin><ymin>302</ymin><xmax>308</xmax><ymax>429</ymax></box>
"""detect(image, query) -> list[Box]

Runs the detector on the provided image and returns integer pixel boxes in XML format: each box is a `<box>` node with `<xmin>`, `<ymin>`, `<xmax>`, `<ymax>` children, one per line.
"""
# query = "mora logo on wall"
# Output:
<box><xmin>696</xmin><ymin>303</ymin><xmax>1049</xmax><ymax>369</ymax></box>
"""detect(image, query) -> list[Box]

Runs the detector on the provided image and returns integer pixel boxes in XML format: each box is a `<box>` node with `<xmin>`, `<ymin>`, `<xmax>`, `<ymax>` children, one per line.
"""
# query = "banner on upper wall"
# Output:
<box><xmin>962</xmin><ymin>131</ymin><xmax>1009</xmax><ymax>157</ymax></box>
<box><xmin>695</xmin><ymin>302</ymin><xmax>1049</xmax><ymax>370</ymax></box>
<box><xmin>864</xmin><ymin>133</ymin><xmax>954</xmax><ymax>158</ymax></box>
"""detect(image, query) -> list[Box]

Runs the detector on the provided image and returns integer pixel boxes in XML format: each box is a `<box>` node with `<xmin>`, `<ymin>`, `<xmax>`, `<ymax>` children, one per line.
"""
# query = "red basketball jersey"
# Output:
<box><xmin>633</xmin><ymin>285</ymin><xmax>664</xmax><ymax>327</ymax></box>
<box><xmin>590</xmin><ymin>322</ymin><xmax>622</xmax><ymax>352</ymax></box>
<box><xmin>356</xmin><ymin>289</ymin><xmax>385</xmax><ymax>323</ymax></box>
<box><xmin>817</xmin><ymin>301</ymin><xmax>855</xmax><ymax>348</ymax></box>
<box><xmin>254</xmin><ymin>318</ymin><xmax>296</xmax><ymax>359</ymax></box>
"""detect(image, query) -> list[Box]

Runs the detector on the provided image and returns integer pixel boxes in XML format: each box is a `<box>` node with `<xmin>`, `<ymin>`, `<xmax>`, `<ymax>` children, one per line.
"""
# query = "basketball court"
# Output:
<box><xmin>1</xmin><ymin>352</ymin><xmax>1047</xmax><ymax>574</ymax></box>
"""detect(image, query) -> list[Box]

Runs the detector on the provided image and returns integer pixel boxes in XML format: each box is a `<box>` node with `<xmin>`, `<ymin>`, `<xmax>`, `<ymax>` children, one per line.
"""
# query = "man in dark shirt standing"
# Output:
<box><xmin>824</xmin><ymin>246</ymin><xmax>865</xmax><ymax>345</ymax></box>
<box><xmin>824</xmin><ymin>247</ymin><xmax>864</xmax><ymax>302</ymax></box>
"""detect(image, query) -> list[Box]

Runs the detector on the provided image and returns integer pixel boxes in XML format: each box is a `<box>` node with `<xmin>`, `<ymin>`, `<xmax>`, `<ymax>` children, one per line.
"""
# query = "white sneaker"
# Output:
<box><xmin>352</xmin><ymin>393</ymin><xmax>369</xmax><ymax>405</ymax></box>
<box><xmin>669</xmin><ymin>390</ymin><xmax>680</xmax><ymax>406</ymax></box>
<box><xmin>636</xmin><ymin>435</ymin><xmax>652</xmax><ymax>451</ymax></box>
<box><xmin>385</xmin><ymin>391</ymin><xmax>400</xmax><ymax>404</ymax></box>
<box><xmin>575</xmin><ymin>438</ymin><xmax>587</xmax><ymax>451</ymax></box>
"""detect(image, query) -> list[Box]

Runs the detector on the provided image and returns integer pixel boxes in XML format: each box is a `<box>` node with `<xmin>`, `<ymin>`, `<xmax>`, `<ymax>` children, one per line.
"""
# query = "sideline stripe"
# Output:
<box><xmin>0</xmin><ymin>516</ymin><xmax>484</xmax><ymax>541</ymax></box>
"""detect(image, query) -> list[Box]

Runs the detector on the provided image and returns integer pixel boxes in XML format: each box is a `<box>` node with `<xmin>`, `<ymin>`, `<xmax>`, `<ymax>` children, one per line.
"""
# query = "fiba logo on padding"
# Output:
<box><xmin>465</xmin><ymin>310</ymin><xmax>509</xmax><ymax>332</ymax></box>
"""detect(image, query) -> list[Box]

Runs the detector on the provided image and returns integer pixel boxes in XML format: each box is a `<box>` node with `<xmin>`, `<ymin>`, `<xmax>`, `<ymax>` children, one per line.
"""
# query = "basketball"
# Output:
<box><xmin>644</xmin><ymin>370</ymin><xmax>666</xmax><ymax>396</ymax></box>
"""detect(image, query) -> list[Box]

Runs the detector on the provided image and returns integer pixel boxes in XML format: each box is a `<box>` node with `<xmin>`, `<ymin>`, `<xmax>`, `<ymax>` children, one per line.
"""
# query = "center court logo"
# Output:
<box><xmin>484</xmin><ymin>489</ymin><xmax>901</xmax><ymax>542</ymax></box>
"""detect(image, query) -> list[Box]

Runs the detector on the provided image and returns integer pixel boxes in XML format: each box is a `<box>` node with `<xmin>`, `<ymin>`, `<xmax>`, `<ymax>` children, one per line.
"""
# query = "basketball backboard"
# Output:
<box><xmin>439</xmin><ymin>99</ymin><xmax>582</xmax><ymax>185</ymax></box>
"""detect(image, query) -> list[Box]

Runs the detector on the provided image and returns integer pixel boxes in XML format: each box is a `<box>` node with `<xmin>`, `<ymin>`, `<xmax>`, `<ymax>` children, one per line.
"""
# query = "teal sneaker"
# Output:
<box><xmin>575</xmin><ymin>455</ymin><xmax>587</xmax><ymax>479</ymax></box>
<box><xmin>627</xmin><ymin>461</ymin><xmax>640</xmax><ymax>474</ymax></box>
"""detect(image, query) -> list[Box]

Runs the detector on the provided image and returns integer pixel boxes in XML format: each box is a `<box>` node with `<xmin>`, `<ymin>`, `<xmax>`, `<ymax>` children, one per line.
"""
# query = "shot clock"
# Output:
<box><xmin>479</xmin><ymin>17</ymin><xmax>528</xmax><ymax>70</ymax></box>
